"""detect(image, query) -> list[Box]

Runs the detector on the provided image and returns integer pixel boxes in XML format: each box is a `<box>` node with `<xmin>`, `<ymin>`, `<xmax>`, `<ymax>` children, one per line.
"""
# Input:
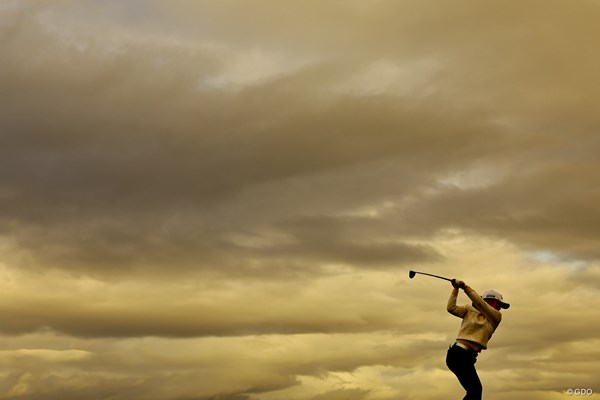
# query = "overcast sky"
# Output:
<box><xmin>1</xmin><ymin>1</ymin><xmax>600</xmax><ymax>399</ymax></box>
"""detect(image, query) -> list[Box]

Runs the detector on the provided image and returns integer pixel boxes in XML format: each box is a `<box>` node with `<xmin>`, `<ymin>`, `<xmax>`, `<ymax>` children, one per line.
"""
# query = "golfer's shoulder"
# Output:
<box><xmin>484</xmin><ymin>307</ymin><xmax>502</xmax><ymax>327</ymax></box>
<box><xmin>496</xmin><ymin>310</ymin><xmax>503</xmax><ymax>323</ymax></box>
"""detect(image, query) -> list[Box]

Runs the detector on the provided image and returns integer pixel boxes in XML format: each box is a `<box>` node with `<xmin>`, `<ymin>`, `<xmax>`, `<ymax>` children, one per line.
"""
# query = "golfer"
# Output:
<box><xmin>446</xmin><ymin>279</ymin><xmax>509</xmax><ymax>400</ymax></box>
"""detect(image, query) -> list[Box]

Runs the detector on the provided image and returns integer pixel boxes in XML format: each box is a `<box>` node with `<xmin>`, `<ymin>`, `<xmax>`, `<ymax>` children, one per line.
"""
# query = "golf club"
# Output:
<box><xmin>408</xmin><ymin>269</ymin><xmax>452</xmax><ymax>282</ymax></box>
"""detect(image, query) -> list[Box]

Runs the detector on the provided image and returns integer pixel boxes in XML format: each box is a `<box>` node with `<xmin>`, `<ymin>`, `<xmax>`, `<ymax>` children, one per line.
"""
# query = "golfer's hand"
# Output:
<box><xmin>451</xmin><ymin>279</ymin><xmax>466</xmax><ymax>289</ymax></box>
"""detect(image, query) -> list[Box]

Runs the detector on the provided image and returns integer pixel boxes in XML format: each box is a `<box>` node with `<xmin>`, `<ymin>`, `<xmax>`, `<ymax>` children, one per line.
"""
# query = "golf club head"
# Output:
<box><xmin>408</xmin><ymin>270</ymin><xmax>416</xmax><ymax>279</ymax></box>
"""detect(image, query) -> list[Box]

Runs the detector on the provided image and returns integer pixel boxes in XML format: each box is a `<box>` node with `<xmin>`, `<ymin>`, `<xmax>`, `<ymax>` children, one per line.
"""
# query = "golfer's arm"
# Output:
<box><xmin>464</xmin><ymin>286</ymin><xmax>502</xmax><ymax>326</ymax></box>
<box><xmin>447</xmin><ymin>288</ymin><xmax>467</xmax><ymax>317</ymax></box>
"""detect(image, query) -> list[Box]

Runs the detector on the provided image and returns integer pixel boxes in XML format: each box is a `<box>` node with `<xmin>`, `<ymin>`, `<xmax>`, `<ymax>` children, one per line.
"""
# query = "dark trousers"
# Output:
<box><xmin>446</xmin><ymin>344</ymin><xmax>482</xmax><ymax>400</ymax></box>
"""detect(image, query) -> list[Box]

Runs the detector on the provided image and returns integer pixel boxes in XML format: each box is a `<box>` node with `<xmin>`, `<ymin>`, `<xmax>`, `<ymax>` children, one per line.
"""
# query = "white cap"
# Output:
<box><xmin>482</xmin><ymin>289</ymin><xmax>510</xmax><ymax>309</ymax></box>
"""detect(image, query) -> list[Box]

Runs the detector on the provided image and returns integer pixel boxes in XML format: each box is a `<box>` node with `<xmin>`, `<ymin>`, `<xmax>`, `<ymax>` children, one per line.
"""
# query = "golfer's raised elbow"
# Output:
<box><xmin>447</xmin><ymin>305</ymin><xmax>461</xmax><ymax>316</ymax></box>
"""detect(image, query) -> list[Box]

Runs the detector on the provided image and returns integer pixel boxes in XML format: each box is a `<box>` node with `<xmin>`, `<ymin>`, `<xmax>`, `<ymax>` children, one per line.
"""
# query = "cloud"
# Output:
<box><xmin>1</xmin><ymin>0</ymin><xmax>600</xmax><ymax>399</ymax></box>
<box><xmin>0</xmin><ymin>3</ymin><xmax>511</xmax><ymax>277</ymax></box>
<box><xmin>0</xmin><ymin>349</ymin><xmax>91</xmax><ymax>363</ymax></box>
<box><xmin>311</xmin><ymin>388</ymin><xmax>370</xmax><ymax>400</ymax></box>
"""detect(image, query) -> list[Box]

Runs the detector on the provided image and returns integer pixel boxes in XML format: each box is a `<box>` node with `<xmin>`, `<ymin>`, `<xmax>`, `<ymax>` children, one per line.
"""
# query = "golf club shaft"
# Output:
<box><xmin>412</xmin><ymin>271</ymin><xmax>452</xmax><ymax>281</ymax></box>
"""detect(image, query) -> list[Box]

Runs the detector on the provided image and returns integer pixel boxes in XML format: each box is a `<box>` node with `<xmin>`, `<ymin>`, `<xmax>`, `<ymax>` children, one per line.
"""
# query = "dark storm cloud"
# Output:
<box><xmin>0</xmin><ymin>3</ymin><xmax>514</xmax><ymax>276</ymax></box>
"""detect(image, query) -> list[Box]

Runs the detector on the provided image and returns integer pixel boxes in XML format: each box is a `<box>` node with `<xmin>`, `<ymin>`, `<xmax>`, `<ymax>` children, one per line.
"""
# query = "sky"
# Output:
<box><xmin>1</xmin><ymin>0</ymin><xmax>600</xmax><ymax>399</ymax></box>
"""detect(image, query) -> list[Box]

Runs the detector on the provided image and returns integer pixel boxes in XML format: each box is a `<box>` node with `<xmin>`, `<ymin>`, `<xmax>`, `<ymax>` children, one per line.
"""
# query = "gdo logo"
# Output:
<box><xmin>567</xmin><ymin>388</ymin><xmax>593</xmax><ymax>396</ymax></box>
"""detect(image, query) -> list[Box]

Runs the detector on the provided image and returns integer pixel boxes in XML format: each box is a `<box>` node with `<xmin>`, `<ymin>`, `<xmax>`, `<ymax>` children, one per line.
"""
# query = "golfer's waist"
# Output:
<box><xmin>454</xmin><ymin>340</ymin><xmax>481</xmax><ymax>354</ymax></box>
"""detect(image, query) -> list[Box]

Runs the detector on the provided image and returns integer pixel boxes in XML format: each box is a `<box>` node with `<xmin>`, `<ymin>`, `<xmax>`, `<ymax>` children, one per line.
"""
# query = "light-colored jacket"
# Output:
<box><xmin>447</xmin><ymin>286</ymin><xmax>502</xmax><ymax>350</ymax></box>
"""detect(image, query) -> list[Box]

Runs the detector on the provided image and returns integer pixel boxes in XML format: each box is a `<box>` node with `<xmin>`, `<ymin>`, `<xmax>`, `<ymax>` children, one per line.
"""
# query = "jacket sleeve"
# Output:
<box><xmin>447</xmin><ymin>287</ymin><xmax>468</xmax><ymax>318</ymax></box>
<box><xmin>464</xmin><ymin>286</ymin><xmax>502</xmax><ymax>328</ymax></box>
